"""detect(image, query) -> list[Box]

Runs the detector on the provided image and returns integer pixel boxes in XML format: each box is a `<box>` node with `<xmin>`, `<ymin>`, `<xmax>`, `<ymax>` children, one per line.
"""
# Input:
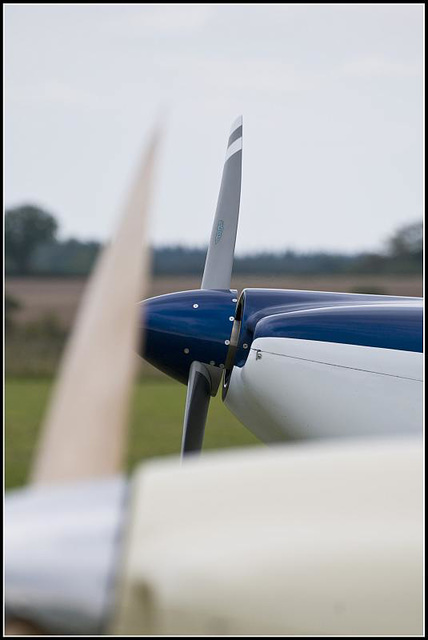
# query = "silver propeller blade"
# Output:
<box><xmin>181</xmin><ymin>118</ymin><xmax>243</xmax><ymax>457</ymax></box>
<box><xmin>181</xmin><ymin>361</ymin><xmax>212</xmax><ymax>456</ymax></box>
<box><xmin>182</xmin><ymin>117</ymin><xmax>243</xmax><ymax>456</ymax></box>
<box><xmin>201</xmin><ymin>116</ymin><xmax>243</xmax><ymax>290</ymax></box>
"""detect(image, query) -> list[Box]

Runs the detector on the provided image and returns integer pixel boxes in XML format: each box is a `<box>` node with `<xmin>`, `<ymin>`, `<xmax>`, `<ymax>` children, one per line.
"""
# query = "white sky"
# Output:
<box><xmin>5</xmin><ymin>4</ymin><xmax>424</xmax><ymax>253</ymax></box>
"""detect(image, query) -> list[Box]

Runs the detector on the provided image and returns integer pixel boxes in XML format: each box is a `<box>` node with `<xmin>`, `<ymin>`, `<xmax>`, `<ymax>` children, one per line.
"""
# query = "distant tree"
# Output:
<box><xmin>31</xmin><ymin>238</ymin><xmax>101</xmax><ymax>275</ymax></box>
<box><xmin>383</xmin><ymin>220</ymin><xmax>423</xmax><ymax>274</ymax></box>
<box><xmin>5</xmin><ymin>205</ymin><xmax>58</xmax><ymax>274</ymax></box>
<box><xmin>387</xmin><ymin>221</ymin><xmax>423</xmax><ymax>258</ymax></box>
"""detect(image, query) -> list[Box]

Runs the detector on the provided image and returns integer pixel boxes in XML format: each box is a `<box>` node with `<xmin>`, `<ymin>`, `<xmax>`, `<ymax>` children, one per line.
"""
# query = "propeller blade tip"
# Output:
<box><xmin>230</xmin><ymin>115</ymin><xmax>243</xmax><ymax>134</ymax></box>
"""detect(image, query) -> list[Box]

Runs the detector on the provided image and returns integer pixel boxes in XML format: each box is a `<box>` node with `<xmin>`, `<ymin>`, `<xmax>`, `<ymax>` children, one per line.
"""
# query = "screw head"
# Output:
<box><xmin>184</xmin><ymin>348</ymin><xmax>190</xmax><ymax>354</ymax></box>
<box><xmin>232</xmin><ymin>298</ymin><xmax>237</xmax><ymax>303</ymax></box>
<box><xmin>225</xmin><ymin>340</ymin><xmax>230</xmax><ymax>346</ymax></box>
<box><xmin>243</xmin><ymin>343</ymin><xmax>248</xmax><ymax>349</ymax></box>
<box><xmin>229</xmin><ymin>316</ymin><xmax>234</xmax><ymax>321</ymax></box>
<box><xmin>193</xmin><ymin>304</ymin><xmax>199</xmax><ymax>309</ymax></box>
<box><xmin>219</xmin><ymin>363</ymin><xmax>225</xmax><ymax>369</ymax></box>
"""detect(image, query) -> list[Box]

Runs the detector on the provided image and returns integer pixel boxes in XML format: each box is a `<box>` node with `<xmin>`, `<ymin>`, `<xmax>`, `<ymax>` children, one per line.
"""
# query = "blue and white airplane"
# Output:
<box><xmin>140</xmin><ymin>116</ymin><xmax>423</xmax><ymax>451</ymax></box>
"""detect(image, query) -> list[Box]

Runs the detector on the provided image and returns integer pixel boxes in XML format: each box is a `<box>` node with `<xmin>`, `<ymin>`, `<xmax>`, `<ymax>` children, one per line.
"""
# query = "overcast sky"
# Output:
<box><xmin>5</xmin><ymin>4</ymin><xmax>423</xmax><ymax>253</ymax></box>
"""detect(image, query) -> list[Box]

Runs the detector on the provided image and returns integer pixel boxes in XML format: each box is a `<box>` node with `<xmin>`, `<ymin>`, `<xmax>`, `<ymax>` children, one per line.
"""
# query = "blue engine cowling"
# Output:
<box><xmin>140</xmin><ymin>287</ymin><xmax>423</xmax><ymax>387</ymax></box>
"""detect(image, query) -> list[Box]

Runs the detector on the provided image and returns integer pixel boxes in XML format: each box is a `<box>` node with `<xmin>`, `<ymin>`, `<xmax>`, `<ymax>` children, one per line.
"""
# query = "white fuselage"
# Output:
<box><xmin>225</xmin><ymin>337</ymin><xmax>423</xmax><ymax>443</ymax></box>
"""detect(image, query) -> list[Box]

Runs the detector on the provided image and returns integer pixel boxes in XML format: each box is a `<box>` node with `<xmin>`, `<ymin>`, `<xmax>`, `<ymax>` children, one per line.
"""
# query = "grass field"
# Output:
<box><xmin>5</xmin><ymin>377</ymin><xmax>261</xmax><ymax>489</ymax></box>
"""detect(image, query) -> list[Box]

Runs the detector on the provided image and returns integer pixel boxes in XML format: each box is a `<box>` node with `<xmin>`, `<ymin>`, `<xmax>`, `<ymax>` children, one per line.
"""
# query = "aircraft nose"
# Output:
<box><xmin>139</xmin><ymin>289</ymin><xmax>238</xmax><ymax>384</ymax></box>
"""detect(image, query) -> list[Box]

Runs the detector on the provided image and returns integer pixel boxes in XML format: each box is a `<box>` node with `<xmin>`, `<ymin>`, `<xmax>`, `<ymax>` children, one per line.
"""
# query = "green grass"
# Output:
<box><xmin>5</xmin><ymin>377</ymin><xmax>261</xmax><ymax>489</ymax></box>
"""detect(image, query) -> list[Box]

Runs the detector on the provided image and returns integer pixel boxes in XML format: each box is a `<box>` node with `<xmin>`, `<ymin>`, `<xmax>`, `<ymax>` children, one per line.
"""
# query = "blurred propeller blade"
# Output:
<box><xmin>181</xmin><ymin>361</ymin><xmax>212</xmax><ymax>456</ymax></box>
<box><xmin>201</xmin><ymin>116</ymin><xmax>243</xmax><ymax>290</ymax></box>
<box><xmin>31</xmin><ymin>128</ymin><xmax>160</xmax><ymax>485</ymax></box>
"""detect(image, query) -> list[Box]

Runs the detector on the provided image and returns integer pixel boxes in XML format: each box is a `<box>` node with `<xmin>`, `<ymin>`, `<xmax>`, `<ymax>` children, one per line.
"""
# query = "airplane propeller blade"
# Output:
<box><xmin>6</xmin><ymin>126</ymin><xmax>161</xmax><ymax>635</ymax></box>
<box><xmin>181</xmin><ymin>361</ymin><xmax>212</xmax><ymax>455</ymax></box>
<box><xmin>201</xmin><ymin>116</ymin><xmax>243</xmax><ymax>290</ymax></box>
<box><xmin>31</xmin><ymin>128</ymin><xmax>160</xmax><ymax>484</ymax></box>
<box><xmin>182</xmin><ymin>117</ymin><xmax>242</xmax><ymax>455</ymax></box>
<box><xmin>139</xmin><ymin>117</ymin><xmax>242</xmax><ymax>457</ymax></box>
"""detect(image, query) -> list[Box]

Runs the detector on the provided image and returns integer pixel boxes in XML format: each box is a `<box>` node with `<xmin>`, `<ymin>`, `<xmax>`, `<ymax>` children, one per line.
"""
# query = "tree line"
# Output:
<box><xmin>5</xmin><ymin>204</ymin><xmax>423</xmax><ymax>277</ymax></box>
